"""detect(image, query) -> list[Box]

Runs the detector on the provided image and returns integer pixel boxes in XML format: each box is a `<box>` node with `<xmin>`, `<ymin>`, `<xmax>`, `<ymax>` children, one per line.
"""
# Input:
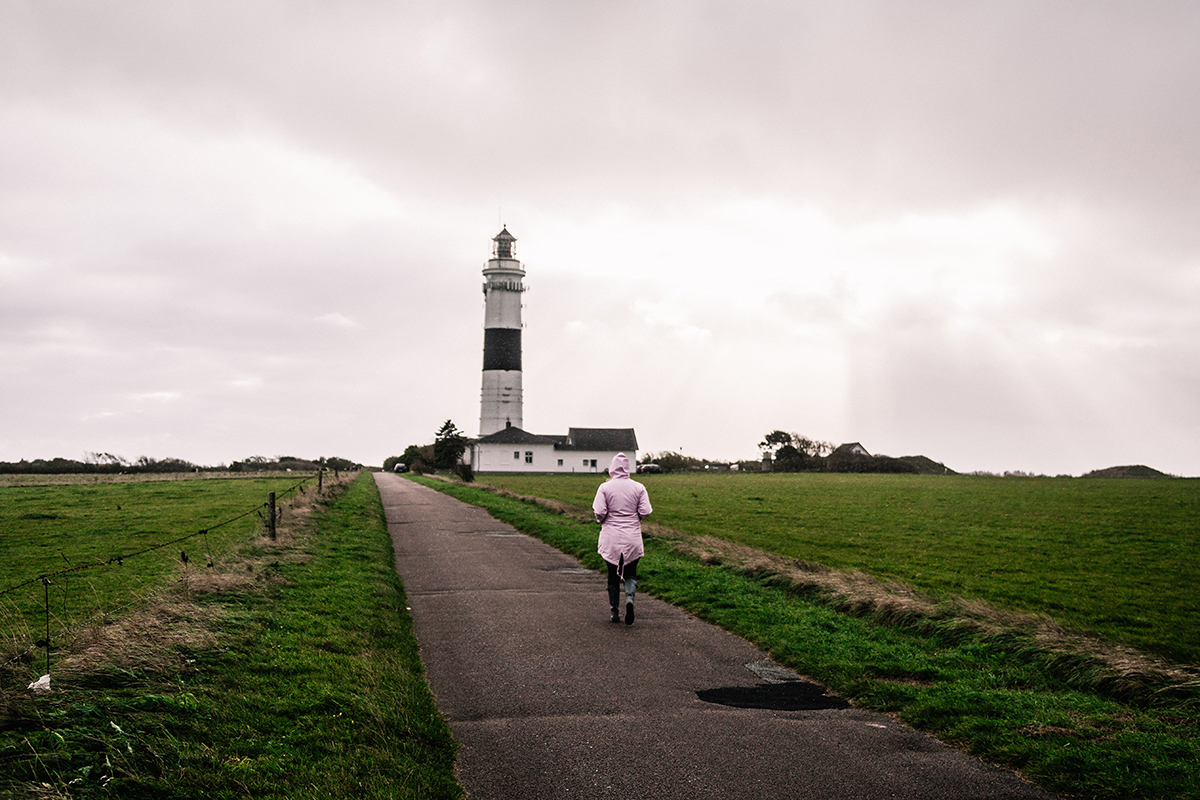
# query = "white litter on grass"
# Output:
<box><xmin>28</xmin><ymin>674</ymin><xmax>50</xmax><ymax>693</ymax></box>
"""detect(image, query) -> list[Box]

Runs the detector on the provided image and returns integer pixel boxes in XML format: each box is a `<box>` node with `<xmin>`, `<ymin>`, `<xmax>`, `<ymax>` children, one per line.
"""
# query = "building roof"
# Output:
<box><xmin>475</xmin><ymin>426</ymin><xmax>639</xmax><ymax>452</ymax></box>
<box><xmin>475</xmin><ymin>426</ymin><xmax>558</xmax><ymax>445</ymax></box>
<box><xmin>832</xmin><ymin>442</ymin><xmax>871</xmax><ymax>457</ymax></box>
<box><xmin>555</xmin><ymin>428</ymin><xmax>639</xmax><ymax>452</ymax></box>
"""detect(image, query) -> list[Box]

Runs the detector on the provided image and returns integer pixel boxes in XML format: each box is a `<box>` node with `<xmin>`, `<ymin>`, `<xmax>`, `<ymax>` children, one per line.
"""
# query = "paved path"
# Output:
<box><xmin>375</xmin><ymin>473</ymin><xmax>1055</xmax><ymax>800</ymax></box>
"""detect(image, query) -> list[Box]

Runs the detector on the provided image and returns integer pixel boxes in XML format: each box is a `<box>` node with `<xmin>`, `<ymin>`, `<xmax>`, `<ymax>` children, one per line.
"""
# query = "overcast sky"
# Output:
<box><xmin>2</xmin><ymin>1</ymin><xmax>1198</xmax><ymax>476</ymax></box>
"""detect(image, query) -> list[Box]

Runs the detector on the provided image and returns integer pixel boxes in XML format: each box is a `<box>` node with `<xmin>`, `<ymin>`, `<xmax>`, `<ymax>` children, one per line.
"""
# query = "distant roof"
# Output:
<box><xmin>556</xmin><ymin>428</ymin><xmax>639</xmax><ymax>452</ymax></box>
<box><xmin>475</xmin><ymin>426</ymin><xmax>557</xmax><ymax>445</ymax></box>
<box><xmin>832</xmin><ymin>442</ymin><xmax>871</xmax><ymax>457</ymax></box>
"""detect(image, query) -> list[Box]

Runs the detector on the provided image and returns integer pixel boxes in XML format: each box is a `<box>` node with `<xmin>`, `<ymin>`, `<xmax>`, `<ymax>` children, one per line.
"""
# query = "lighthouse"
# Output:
<box><xmin>471</xmin><ymin>226</ymin><xmax>639</xmax><ymax>473</ymax></box>
<box><xmin>479</xmin><ymin>227</ymin><xmax>525</xmax><ymax>436</ymax></box>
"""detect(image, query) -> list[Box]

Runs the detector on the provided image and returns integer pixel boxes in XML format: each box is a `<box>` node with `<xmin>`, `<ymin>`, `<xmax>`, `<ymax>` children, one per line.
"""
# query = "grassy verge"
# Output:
<box><xmin>473</xmin><ymin>472</ymin><xmax>1200</xmax><ymax>665</ymax></box>
<box><xmin>414</xmin><ymin>475</ymin><xmax>1199</xmax><ymax>800</ymax></box>
<box><xmin>1</xmin><ymin>473</ymin><xmax>462</xmax><ymax>799</ymax></box>
<box><xmin>1</xmin><ymin>475</ymin><xmax>314</xmax><ymax>655</ymax></box>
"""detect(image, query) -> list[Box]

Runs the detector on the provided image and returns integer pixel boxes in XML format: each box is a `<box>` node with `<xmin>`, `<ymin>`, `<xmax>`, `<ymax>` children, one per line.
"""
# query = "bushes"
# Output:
<box><xmin>0</xmin><ymin>456</ymin><xmax>203</xmax><ymax>474</ymax></box>
<box><xmin>824</xmin><ymin>452</ymin><xmax>919</xmax><ymax>474</ymax></box>
<box><xmin>767</xmin><ymin>451</ymin><xmax>921</xmax><ymax>474</ymax></box>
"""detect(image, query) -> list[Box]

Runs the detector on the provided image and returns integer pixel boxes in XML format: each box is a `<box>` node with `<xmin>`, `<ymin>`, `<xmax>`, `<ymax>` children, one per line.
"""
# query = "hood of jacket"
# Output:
<box><xmin>608</xmin><ymin>452</ymin><xmax>631</xmax><ymax>480</ymax></box>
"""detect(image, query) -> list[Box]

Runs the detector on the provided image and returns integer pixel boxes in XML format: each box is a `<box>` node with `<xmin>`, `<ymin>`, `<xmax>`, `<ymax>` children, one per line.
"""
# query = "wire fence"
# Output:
<box><xmin>0</xmin><ymin>470</ymin><xmax>336</xmax><ymax>684</ymax></box>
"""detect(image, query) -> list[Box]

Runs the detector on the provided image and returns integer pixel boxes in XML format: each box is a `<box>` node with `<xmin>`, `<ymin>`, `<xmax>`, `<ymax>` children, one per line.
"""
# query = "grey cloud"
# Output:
<box><xmin>7</xmin><ymin>2</ymin><xmax>1198</xmax><ymax>217</ymax></box>
<box><xmin>2</xmin><ymin>1</ymin><xmax>1198</xmax><ymax>473</ymax></box>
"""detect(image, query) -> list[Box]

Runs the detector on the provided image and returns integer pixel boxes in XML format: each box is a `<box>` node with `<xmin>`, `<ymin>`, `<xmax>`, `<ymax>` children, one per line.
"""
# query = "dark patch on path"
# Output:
<box><xmin>697</xmin><ymin>680</ymin><xmax>851</xmax><ymax>711</ymax></box>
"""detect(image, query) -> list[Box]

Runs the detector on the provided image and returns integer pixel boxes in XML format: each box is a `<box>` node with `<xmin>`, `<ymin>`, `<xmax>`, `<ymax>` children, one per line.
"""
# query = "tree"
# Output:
<box><xmin>759</xmin><ymin>430</ymin><xmax>834</xmax><ymax>472</ymax></box>
<box><xmin>401</xmin><ymin>444</ymin><xmax>435</xmax><ymax>473</ymax></box>
<box><xmin>322</xmin><ymin>456</ymin><xmax>363</xmax><ymax>472</ymax></box>
<box><xmin>85</xmin><ymin>452</ymin><xmax>128</xmax><ymax>467</ymax></box>
<box><xmin>773</xmin><ymin>444</ymin><xmax>808</xmax><ymax>472</ymax></box>
<box><xmin>759</xmin><ymin>430</ymin><xmax>793</xmax><ymax>456</ymax></box>
<box><xmin>433</xmin><ymin>420</ymin><xmax>468</xmax><ymax>469</ymax></box>
<box><xmin>229</xmin><ymin>455</ymin><xmax>270</xmax><ymax>472</ymax></box>
<box><xmin>798</xmin><ymin>436</ymin><xmax>832</xmax><ymax>458</ymax></box>
<box><xmin>639</xmin><ymin>451</ymin><xmax>705</xmax><ymax>473</ymax></box>
<box><xmin>759</xmin><ymin>431</ymin><xmax>833</xmax><ymax>460</ymax></box>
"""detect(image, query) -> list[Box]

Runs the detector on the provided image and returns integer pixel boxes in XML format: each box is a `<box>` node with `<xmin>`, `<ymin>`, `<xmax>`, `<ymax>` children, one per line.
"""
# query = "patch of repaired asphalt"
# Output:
<box><xmin>696</xmin><ymin>660</ymin><xmax>851</xmax><ymax>710</ymax></box>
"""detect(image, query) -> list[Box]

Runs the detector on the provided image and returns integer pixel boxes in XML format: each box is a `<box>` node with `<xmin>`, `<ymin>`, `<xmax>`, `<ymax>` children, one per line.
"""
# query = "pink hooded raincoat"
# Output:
<box><xmin>593</xmin><ymin>453</ymin><xmax>652</xmax><ymax>576</ymax></box>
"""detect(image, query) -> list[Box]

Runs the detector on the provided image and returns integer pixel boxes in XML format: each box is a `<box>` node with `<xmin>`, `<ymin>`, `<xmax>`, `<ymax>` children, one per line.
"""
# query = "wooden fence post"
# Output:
<box><xmin>42</xmin><ymin>577</ymin><xmax>52</xmax><ymax>676</ymax></box>
<box><xmin>268</xmin><ymin>492</ymin><xmax>276</xmax><ymax>540</ymax></box>
<box><xmin>318</xmin><ymin>469</ymin><xmax>323</xmax><ymax>493</ymax></box>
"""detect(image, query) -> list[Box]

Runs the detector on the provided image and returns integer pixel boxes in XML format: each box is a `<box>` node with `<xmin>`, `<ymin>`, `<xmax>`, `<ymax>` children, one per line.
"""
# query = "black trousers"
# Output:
<box><xmin>606</xmin><ymin>556</ymin><xmax>639</xmax><ymax>589</ymax></box>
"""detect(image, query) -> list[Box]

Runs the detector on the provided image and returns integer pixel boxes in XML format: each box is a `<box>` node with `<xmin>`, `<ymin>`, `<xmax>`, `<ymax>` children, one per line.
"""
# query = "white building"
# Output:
<box><xmin>471</xmin><ymin>228</ymin><xmax>638</xmax><ymax>473</ymax></box>
<box><xmin>472</xmin><ymin>427</ymin><xmax>639</xmax><ymax>474</ymax></box>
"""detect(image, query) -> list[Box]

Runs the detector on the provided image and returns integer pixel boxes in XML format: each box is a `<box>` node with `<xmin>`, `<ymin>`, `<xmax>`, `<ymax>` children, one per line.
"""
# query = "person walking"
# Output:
<box><xmin>593</xmin><ymin>453</ymin><xmax>652</xmax><ymax>625</ymax></box>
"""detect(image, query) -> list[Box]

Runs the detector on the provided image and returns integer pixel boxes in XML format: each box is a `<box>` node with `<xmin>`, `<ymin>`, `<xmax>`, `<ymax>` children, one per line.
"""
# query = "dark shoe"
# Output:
<box><xmin>610</xmin><ymin>608</ymin><xmax>621</xmax><ymax>623</ymax></box>
<box><xmin>625</xmin><ymin>602</ymin><xmax>635</xmax><ymax>625</ymax></box>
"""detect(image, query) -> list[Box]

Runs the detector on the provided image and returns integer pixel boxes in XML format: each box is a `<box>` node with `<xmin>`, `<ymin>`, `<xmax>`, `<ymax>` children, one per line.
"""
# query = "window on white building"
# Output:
<box><xmin>514</xmin><ymin>451</ymin><xmax>520</xmax><ymax>460</ymax></box>
<box><xmin>557</xmin><ymin>459</ymin><xmax>563</xmax><ymax>466</ymax></box>
<box><xmin>525</xmin><ymin>451</ymin><xmax>533</xmax><ymax>464</ymax></box>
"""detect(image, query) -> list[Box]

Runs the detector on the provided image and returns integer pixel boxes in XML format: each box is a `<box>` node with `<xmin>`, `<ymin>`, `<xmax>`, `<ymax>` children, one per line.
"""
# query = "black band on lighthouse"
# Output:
<box><xmin>483</xmin><ymin>328</ymin><xmax>522</xmax><ymax>371</ymax></box>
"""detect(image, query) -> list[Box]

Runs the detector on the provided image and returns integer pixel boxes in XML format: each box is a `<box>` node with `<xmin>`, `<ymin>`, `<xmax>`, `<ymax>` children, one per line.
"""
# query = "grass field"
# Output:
<box><xmin>417</xmin><ymin>474</ymin><xmax>1200</xmax><ymax>800</ymax></box>
<box><xmin>472</xmin><ymin>472</ymin><xmax>1200</xmax><ymax>666</ymax></box>
<box><xmin>3</xmin><ymin>470</ymin><xmax>1195</xmax><ymax>798</ymax></box>
<box><xmin>1</xmin><ymin>473</ymin><xmax>462</xmax><ymax>798</ymax></box>
<box><xmin>1</xmin><ymin>475</ymin><xmax>313</xmax><ymax>661</ymax></box>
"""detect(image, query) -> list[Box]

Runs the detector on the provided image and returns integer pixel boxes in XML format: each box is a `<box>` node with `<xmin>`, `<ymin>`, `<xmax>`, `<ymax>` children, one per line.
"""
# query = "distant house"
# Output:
<box><xmin>832</xmin><ymin>442</ymin><xmax>871</xmax><ymax>457</ymax></box>
<box><xmin>471</xmin><ymin>426</ymin><xmax>638</xmax><ymax>473</ymax></box>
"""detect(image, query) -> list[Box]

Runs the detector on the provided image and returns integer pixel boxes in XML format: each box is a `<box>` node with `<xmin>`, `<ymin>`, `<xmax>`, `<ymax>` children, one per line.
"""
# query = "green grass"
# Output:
<box><xmin>1</xmin><ymin>475</ymin><xmax>313</xmax><ymax>653</ymax></box>
<box><xmin>6</xmin><ymin>468</ymin><xmax>1194</xmax><ymax>798</ymax></box>
<box><xmin>470</xmin><ymin>472</ymin><xmax>1200</xmax><ymax>665</ymax></box>
<box><xmin>415</xmin><ymin>475</ymin><xmax>1200</xmax><ymax>800</ymax></box>
<box><xmin>0</xmin><ymin>476</ymin><xmax>308</xmax><ymax>578</ymax></box>
<box><xmin>1</xmin><ymin>473</ymin><xmax>462</xmax><ymax>799</ymax></box>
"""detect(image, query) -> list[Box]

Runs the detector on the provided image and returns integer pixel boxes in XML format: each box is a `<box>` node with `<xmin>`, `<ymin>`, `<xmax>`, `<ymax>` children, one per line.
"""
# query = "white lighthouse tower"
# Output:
<box><xmin>479</xmin><ymin>227</ymin><xmax>525</xmax><ymax>436</ymax></box>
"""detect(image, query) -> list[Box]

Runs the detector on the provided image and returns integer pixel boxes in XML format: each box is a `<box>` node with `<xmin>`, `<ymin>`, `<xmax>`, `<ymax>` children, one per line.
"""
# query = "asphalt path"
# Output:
<box><xmin>375</xmin><ymin>472</ymin><xmax>1056</xmax><ymax>800</ymax></box>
